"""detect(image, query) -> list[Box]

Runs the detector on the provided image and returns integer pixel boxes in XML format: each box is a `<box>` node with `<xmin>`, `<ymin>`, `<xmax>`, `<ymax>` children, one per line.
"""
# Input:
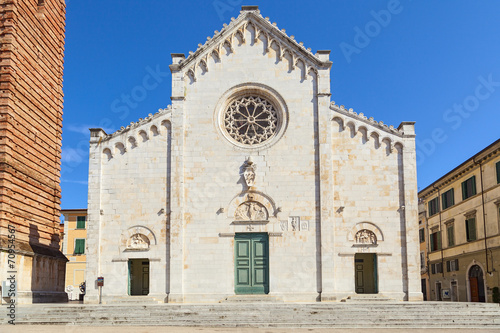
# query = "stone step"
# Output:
<box><xmin>343</xmin><ymin>294</ymin><xmax>392</xmax><ymax>302</ymax></box>
<box><xmin>2</xmin><ymin>302</ymin><xmax>500</xmax><ymax>327</ymax></box>
<box><xmin>12</xmin><ymin>302</ymin><xmax>500</xmax><ymax>310</ymax></box>
<box><xmin>222</xmin><ymin>295</ymin><xmax>283</xmax><ymax>302</ymax></box>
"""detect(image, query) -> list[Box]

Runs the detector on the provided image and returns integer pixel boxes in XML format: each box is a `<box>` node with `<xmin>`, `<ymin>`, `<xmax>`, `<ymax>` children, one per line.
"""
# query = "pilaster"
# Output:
<box><xmin>168</xmin><ymin>53</ymin><xmax>186</xmax><ymax>301</ymax></box>
<box><xmin>398</xmin><ymin>122</ymin><xmax>423</xmax><ymax>301</ymax></box>
<box><xmin>315</xmin><ymin>51</ymin><xmax>336</xmax><ymax>300</ymax></box>
<box><xmin>84</xmin><ymin>128</ymin><xmax>106</xmax><ymax>304</ymax></box>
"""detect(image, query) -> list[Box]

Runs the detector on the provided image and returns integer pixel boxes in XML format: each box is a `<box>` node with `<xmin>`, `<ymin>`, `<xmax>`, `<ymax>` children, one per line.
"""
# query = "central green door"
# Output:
<box><xmin>235</xmin><ymin>233</ymin><xmax>269</xmax><ymax>294</ymax></box>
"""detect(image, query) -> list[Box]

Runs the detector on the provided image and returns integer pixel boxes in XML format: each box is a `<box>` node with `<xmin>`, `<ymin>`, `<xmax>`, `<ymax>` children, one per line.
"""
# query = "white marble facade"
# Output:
<box><xmin>85</xmin><ymin>6</ymin><xmax>422</xmax><ymax>304</ymax></box>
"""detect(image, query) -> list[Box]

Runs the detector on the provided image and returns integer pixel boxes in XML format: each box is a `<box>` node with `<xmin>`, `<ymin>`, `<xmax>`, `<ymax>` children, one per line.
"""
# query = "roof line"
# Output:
<box><xmin>419</xmin><ymin>137</ymin><xmax>500</xmax><ymax>195</ymax></box>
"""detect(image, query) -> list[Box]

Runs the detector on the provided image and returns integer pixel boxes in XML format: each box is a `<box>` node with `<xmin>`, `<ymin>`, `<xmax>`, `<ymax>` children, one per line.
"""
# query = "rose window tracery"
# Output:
<box><xmin>223</xmin><ymin>96</ymin><xmax>278</xmax><ymax>146</ymax></box>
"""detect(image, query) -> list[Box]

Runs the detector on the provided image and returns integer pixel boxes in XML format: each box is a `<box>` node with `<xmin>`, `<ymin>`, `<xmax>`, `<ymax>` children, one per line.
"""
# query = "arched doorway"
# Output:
<box><xmin>468</xmin><ymin>265</ymin><xmax>485</xmax><ymax>302</ymax></box>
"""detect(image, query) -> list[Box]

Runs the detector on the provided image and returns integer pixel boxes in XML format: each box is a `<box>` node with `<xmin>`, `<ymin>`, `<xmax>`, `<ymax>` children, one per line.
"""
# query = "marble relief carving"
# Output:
<box><xmin>242</xmin><ymin>157</ymin><xmax>256</xmax><ymax>187</ymax></box>
<box><xmin>289</xmin><ymin>216</ymin><xmax>300</xmax><ymax>231</ymax></box>
<box><xmin>355</xmin><ymin>229</ymin><xmax>377</xmax><ymax>245</ymax></box>
<box><xmin>234</xmin><ymin>200</ymin><xmax>268</xmax><ymax>221</ymax></box>
<box><xmin>279</xmin><ymin>220</ymin><xmax>288</xmax><ymax>231</ymax></box>
<box><xmin>126</xmin><ymin>233</ymin><xmax>150</xmax><ymax>250</ymax></box>
<box><xmin>300</xmin><ymin>220</ymin><xmax>309</xmax><ymax>231</ymax></box>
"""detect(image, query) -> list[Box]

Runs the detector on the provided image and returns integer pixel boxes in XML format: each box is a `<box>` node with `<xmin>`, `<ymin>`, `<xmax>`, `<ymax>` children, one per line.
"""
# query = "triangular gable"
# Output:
<box><xmin>170</xmin><ymin>6</ymin><xmax>332</xmax><ymax>81</ymax></box>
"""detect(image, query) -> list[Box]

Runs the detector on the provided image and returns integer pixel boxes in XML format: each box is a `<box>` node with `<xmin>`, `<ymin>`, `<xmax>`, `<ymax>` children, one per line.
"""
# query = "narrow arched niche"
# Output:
<box><xmin>103</xmin><ymin>148</ymin><xmax>113</xmax><ymax>161</ymax></box>
<box><xmin>139</xmin><ymin>130</ymin><xmax>148</xmax><ymax>142</ymax></box>
<box><xmin>115</xmin><ymin>142</ymin><xmax>126</xmax><ymax>155</ymax></box>
<box><xmin>128</xmin><ymin>136</ymin><xmax>137</xmax><ymax>149</ymax></box>
<box><xmin>150</xmin><ymin>125</ymin><xmax>159</xmax><ymax>137</ymax></box>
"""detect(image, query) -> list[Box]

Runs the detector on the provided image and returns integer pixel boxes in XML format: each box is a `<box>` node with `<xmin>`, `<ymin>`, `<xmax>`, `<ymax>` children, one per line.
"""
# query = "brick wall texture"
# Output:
<box><xmin>0</xmin><ymin>0</ymin><xmax>66</xmax><ymax>302</ymax></box>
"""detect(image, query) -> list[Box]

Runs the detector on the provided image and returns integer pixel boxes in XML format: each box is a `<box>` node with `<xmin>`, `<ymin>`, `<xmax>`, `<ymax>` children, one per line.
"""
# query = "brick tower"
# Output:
<box><xmin>0</xmin><ymin>0</ymin><xmax>67</xmax><ymax>303</ymax></box>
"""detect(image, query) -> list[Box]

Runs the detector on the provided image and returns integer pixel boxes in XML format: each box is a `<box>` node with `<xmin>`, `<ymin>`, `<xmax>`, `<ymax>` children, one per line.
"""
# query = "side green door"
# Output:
<box><xmin>235</xmin><ymin>233</ymin><xmax>269</xmax><ymax>294</ymax></box>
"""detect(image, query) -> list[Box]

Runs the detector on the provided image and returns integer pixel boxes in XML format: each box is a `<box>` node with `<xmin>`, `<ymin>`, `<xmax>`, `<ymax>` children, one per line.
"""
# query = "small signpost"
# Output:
<box><xmin>97</xmin><ymin>277</ymin><xmax>104</xmax><ymax>304</ymax></box>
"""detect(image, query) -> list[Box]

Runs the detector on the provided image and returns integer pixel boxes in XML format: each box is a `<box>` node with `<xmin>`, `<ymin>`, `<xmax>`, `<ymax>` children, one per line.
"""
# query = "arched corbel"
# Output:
<box><xmin>186</xmin><ymin>68</ymin><xmax>196</xmax><ymax>83</ymax></box>
<box><xmin>284</xmin><ymin>49</ymin><xmax>295</xmax><ymax>70</ymax></box>
<box><xmin>295</xmin><ymin>58</ymin><xmax>306</xmax><ymax>81</ymax></box>
<box><xmin>257</xmin><ymin>31</ymin><xmax>269</xmax><ymax>53</ymax></box>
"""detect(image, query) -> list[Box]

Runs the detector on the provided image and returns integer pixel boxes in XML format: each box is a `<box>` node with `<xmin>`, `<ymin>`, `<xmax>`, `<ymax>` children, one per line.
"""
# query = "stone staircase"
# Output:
<box><xmin>1</xmin><ymin>302</ymin><xmax>500</xmax><ymax>328</ymax></box>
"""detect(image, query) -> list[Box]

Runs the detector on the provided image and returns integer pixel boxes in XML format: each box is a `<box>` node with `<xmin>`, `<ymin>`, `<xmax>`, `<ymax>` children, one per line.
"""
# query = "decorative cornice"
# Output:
<box><xmin>102</xmin><ymin>106</ymin><xmax>172</xmax><ymax>142</ymax></box>
<box><xmin>330</xmin><ymin>101</ymin><xmax>403</xmax><ymax>137</ymax></box>
<box><xmin>419</xmin><ymin>138</ymin><xmax>500</xmax><ymax>198</ymax></box>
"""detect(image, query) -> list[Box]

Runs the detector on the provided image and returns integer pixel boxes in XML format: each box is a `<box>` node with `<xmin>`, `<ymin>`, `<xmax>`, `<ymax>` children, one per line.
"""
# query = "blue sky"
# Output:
<box><xmin>61</xmin><ymin>0</ymin><xmax>500</xmax><ymax>209</ymax></box>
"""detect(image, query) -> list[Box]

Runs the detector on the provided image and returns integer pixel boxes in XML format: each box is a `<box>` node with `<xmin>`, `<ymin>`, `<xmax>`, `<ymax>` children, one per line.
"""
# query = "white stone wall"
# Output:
<box><xmin>172</xmin><ymin>28</ymin><xmax>321</xmax><ymax>302</ymax></box>
<box><xmin>85</xmin><ymin>120</ymin><xmax>171</xmax><ymax>303</ymax></box>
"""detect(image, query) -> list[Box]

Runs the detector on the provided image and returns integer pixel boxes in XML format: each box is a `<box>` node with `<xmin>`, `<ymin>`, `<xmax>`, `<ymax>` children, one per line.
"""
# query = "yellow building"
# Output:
<box><xmin>62</xmin><ymin>209</ymin><xmax>87</xmax><ymax>300</ymax></box>
<box><xmin>419</xmin><ymin>138</ymin><xmax>500</xmax><ymax>302</ymax></box>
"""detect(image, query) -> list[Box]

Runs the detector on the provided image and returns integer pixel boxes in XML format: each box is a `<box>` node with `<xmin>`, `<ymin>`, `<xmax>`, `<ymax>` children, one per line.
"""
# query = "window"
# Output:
<box><xmin>447</xmin><ymin>225</ymin><xmax>455</xmax><ymax>247</ymax></box>
<box><xmin>419</xmin><ymin>228</ymin><xmax>425</xmax><ymax>243</ymax></box>
<box><xmin>74</xmin><ymin>239</ymin><xmax>85</xmax><ymax>255</ymax></box>
<box><xmin>420</xmin><ymin>252</ymin><xmax>425</xmax><ymax>269</ymax></box>
<box><xmin>466</xmin><ymin>217</ymin><xmax>477</xmax><ymax>242</ymax></box>
<box><xmin>431</xmin><ymin>262</ymin><xmax>443</xmax><ymax>274</ymax></box>
<box><xmin>446</xmin><ymin>259</ymin><xmax>459</xmax><ymax>272</ymax></box>
<box><xmin>441</xmin><ymin>189</ymin><xmax>454</xmax><ymax>210</ymax></box>
<box><xmin>223</xmin><ymin>96</ymin><xmax>278</xmax><ymax>146</ymax></box>
<box><xmin>76</xmin><ymin>216</ymin><xmax>86</xmax><ymax>229</ymax></box>
<box><xmin>461</xmin><ymin>176</ymin><xmax>476</xmax><ymax>200</ymax></box>
<box><xmin>497</xmin><ymin>161</ymin><xmax>500</xmax><ymax>184</ymax></box>
<box><xmin>430</xmin><ymin>231</ymin><xmax>441</xmax><ymax>251</ymax></box>
<box><xmin>428</xmin><ymin>197</ymin><xmax>440</xmax><ymax>216</ymax></box>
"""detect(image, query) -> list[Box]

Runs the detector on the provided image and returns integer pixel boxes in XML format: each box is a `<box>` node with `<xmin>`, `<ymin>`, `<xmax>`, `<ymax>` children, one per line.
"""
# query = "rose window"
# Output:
<box><xmin>223</xmin><ymin>96</ymin><xmax>278</xmax><ymax>146</ymax></box>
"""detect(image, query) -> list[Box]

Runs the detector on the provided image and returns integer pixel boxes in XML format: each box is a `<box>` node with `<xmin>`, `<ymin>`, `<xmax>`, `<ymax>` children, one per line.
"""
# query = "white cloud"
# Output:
<box><xmin>60</xmin><ymin>178</ymin><xmax>88</xmax><ymax>185</ymax></box>
<box><xmin>61</xmin><ymin>148</ymin><xmax>84</xmax><ymax>163</ymax></box>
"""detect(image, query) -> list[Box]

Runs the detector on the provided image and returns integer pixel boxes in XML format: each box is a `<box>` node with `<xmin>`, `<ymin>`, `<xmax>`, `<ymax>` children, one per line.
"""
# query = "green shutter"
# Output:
<box><xmin>75</xmin><ymin>239</ymin><xmax>85</xmax><ymax>254</ymax></box>
<box><xmin>77</xmin><ymin>216</ymin><xmax>86</xmax><ymax>229</ymax></box>
<box><xmin>466</xmin><ymin>218</ymin><xmax>477</xmax><ymax>242</ymax></box>
<box><xmin>471</xmin><ymin>176</ymin><xmax>477</xmax><ymax>196</ymax></box>
<box><xmin>447</xmin><ymin>226</ymin><xmax>454</xmax><ymax>247</ymax></box>
<box><xmin>496</xmin><ymin>161</ymin><xmax>500</xmax><ymax>184</ymax></box>
<box><xmin>437</xmin><ymin>231</ymin><xmax>442</xmax><ymax>250</ymax></box>
<box><xmin>462</xmin><ymin>181</ymin><xmax>467</xmax><ymax>200</ymax></box>
<box><xmin>446</xmin><ymin>261</ymin><xmax>450</xmax><ymax>272</ymax></box>
<box><xmin>442</xmin><ymin>189</ymin><xmax>455</xmax><ymax>210</ymax></box>
<box><xmin>469</xmin><ymin>219</ymin><xmax>476</xmax><ymax>241</ymax></box>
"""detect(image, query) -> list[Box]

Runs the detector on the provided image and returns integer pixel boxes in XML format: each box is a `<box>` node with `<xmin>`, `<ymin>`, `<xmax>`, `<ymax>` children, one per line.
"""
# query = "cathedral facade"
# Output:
<box><xmin>85</xmin><ymin>6</ymin><xmax>421</xmax><ymax>303</ymax></box>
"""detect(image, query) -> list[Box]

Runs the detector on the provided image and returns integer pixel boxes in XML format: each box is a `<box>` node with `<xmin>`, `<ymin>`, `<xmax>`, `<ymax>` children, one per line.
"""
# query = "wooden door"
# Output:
<box><xmin>141</xmin><ymin>261</ymin><xmax>149</xmax><ymax>295</ymax></box>
<box><xmin>470</xmin><ymin>277</ymin><xmax>479</xmax><ymax>302</ymax></box>
<box><xmin>354</xmin><ymin>253</ymin><xmax>377</xmax><ymax>294</ymax></box>
<box><xmin>235</xmin><ymin>233</ymin><xmax>269</xmax><ymax>294</ymax></box>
